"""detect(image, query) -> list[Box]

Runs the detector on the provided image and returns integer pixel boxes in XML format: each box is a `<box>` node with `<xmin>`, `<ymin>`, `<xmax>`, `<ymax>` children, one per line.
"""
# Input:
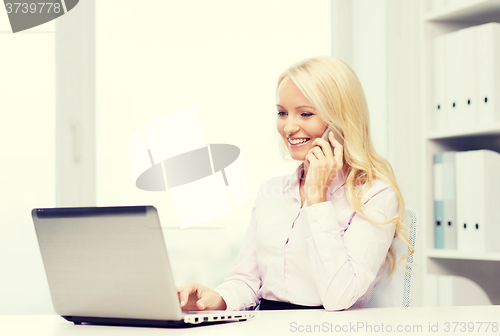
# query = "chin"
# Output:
<box><xmin>289</xmin><ymin>152</ymin><xmax>306</xmax><ymax>161</ymax></box>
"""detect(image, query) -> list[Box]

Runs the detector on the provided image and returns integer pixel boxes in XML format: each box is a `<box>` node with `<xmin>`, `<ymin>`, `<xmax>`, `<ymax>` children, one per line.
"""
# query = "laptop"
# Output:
<box><xmin>31</xmin><ymin>205</ymin><xmax>255</xmax><ymax>327</ymax></box>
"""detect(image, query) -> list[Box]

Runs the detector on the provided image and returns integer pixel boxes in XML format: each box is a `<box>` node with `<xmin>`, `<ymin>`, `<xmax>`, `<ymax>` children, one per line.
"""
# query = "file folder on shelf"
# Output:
<box><xmin>476</xmin><ymin>22</ymin><xmax>500</xmax><ymax>126</ymax></box>
<box><xmin>455</xmin><ymin>150</ymin><xmax>500</xmax><ymax>252</ymax></box>
<box><xmin>460</xmin><ymin>27</ymin><xmax>478</xmax><ymax>129</ymax></box>
<box><xmin>433</xmin><ymin>34</ymin><xmax>447</xmax><ymax>131</ymax></box>
<box><xmin>442</xmin><ymin>151</ymin><xmax>457</xmax><ymax>250</ymax></box>
<box><xmin>445</xmin><ymin>31</ymin><xmax>464</xmax><ymax>130</ymax></box>
<box><xmin>433</xmin><ymin>153</ymin><xmax>444</xmax><ymax>249</ymax></box>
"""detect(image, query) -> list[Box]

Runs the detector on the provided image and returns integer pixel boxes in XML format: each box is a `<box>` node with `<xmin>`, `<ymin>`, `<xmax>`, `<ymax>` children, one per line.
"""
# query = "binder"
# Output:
<box><xmin>445</xmin><ymin>31</ymin><xmax>464</xmax><ymax>130</ymax></box>
<box><xmin>460</xmin><ymin>27</ymin><xmax>478</xmax><ymax>129</ymax></box>
<box><xmin>433</xmin><ymin>153</ymin><xmax>444</xmax><ymax>249</ymax></box>
<box><xmin>476</xmin><ymin>22</ymin><xmax>500</xmax><ymax>125</ymax></box>
<box><xmin>442</xmin><ymin>151</ymin><xmax>457</xmax><ymax>249</ymax></box>
<box><xmin>433</xmin><ymin>34</ymin><xmax>447</xmax><ymax>131</ymax></box>
<box><xmin>455</xmin><ymin>150</ymin><xmax>500</xmax><ymax>252</ymax></box>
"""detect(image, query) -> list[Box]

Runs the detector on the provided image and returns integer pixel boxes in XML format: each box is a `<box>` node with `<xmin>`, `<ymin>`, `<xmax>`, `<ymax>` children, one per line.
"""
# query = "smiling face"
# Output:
<box><xmin>276</xmin><ymin>77</ymin><xmax>328</xmax><ymax>161</ymax></box>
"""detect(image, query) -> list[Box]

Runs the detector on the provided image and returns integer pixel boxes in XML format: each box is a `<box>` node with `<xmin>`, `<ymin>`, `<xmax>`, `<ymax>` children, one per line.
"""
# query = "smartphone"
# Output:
<box><xmin>320</xmin><ymin>125</ymin><xmax>344</xmax><ymax>152</ymax></box>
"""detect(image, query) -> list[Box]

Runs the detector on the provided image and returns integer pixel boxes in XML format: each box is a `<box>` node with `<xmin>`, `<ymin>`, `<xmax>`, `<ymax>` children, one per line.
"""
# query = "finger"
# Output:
<box><xmin>329</xmin><ymin>131</ymin><xmax>343</xmax><ymax>149</ymax></box>
<box><xmin>312</xmin><ymin>137</ymin><xmax>334</xmax><ymax>157</ymax></box>
<box><xmin>326</xmin><ymin>131</ymin><xmax>343</xmax><ymax>165</ymax></box>
<box><xmin>335</xmin><ymin>152</ymin><xmax>344</xmax><ymax>172</ymax></box>
<box><xmin>333</xmin><ymin>146</ymin><xmax>344</xmax><ymax>174</ymax></box>
<box><xmin>176</xmin><ymin>286</ymin><xmax>183</xmax><ymax>304</ymax></box>
<box><xmin>306</xmin><ymin>150</ymin><xmax>318</xmax><ymax>163</ymax></box>
<box><xmin>311</xmin><ymin>137</ymin><xmax>329</xmax><ymax>149</ymax></box>
<box><xmin>196</xmin><ymin>299</ymin><xmax>207</xmax><ymax>310</ymax></box>
<box><xmin>195</xmin><ymin>287</ymin><xmax>216</xmax><ymax>310</ymax></box>
<box><xmin>179</xmin><ymin>282</ymin><xmax>195</xmax><ymax>307</ymax></box>
<box><xmin>311</xmin><ymin>146</ymin><xmax>334</xmax><ymax>168</ymax></box>
<box><xmin>306</xmin><ymin>153</ymin><xmax>319</xmax><ymax>167</ymax></box>
<box><xmin>309</xmin><ymin>146</ymin><xmax>323</xmax><ymax>158</ymax></box>
<box><xmin>310</xmin><ymin>148</ymin><xmax>328</xmax><ymax>166</ymax></box>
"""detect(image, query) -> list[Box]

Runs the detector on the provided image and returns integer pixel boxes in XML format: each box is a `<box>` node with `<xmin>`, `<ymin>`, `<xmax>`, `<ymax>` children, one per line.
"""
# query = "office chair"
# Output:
<box><xmin>364</xmin><ymin>207</ymin><xmax>418</xmax><ymax>308</ymax></box>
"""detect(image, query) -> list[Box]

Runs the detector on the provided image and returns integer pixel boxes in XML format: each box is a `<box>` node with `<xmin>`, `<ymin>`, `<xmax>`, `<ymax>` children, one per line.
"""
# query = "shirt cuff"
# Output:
<box><xmin>303</xmin><ymin>201</ymin><xmax>340</xmax><ymax>234</ymax></box>
<box><xmin>214</xmin><ymin>286</ymin><xmax>237</xmax><ymax>311</ymax></box>
<box><xmin>214</xmin><ymin>283</ymin><xmax>251</xmax><ymax>311</ymax></box>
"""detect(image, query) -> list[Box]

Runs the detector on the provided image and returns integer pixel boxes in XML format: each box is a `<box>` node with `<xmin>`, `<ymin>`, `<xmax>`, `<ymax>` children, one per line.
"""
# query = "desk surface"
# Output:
<box><xmin>2</xmin><ymin>306</ymin><xmax>500</xmax><ymax>336</ymax></box>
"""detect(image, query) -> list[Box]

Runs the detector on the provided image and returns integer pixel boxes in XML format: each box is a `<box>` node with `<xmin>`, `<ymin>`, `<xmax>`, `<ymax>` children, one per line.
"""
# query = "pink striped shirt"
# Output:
<box><xmin>215</xmin><ymin>164</ymin><xmax>398</xmax><ymax>311</ymax></box>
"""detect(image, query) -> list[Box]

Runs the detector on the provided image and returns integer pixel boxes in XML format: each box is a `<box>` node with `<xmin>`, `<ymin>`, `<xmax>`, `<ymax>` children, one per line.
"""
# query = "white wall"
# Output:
<box><xmin>0</xmin><ymin>15</ymin><xmax>56</xmax><ymax>313</ymax></box>
<box><xmin>332</xmin><ymin>0</ymin><xmax>389</xmax><ymax>158</ymax></box>
<box><xmin>95</xmin><ymin>0</ymin><xmax>332</xmax><ymax>290</ymax></box>
<box><xmin>351</xmin><ymin>0</ymin><xmax>389</xmax><ymax>158</ymax></box>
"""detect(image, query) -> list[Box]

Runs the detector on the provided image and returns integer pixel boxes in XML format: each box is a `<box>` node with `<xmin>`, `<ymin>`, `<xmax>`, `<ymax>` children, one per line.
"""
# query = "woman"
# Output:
<box><xmin>177</xmin><ymin>56</ymin><xmax>414</xmax><ymax>311</ymax></box>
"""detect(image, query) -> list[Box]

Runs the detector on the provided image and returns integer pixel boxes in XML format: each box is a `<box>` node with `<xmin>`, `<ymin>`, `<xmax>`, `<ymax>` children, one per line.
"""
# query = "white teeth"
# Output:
<box><xmin>289</xmin><ymin>138</ymin><xmax>309</xmax><ymax>145</ymax></box>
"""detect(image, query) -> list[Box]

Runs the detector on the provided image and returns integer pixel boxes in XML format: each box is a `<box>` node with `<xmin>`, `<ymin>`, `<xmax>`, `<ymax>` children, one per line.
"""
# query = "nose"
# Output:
<box><xmin>283</xmin><ymin>115</ymin><xmax>300</xmax><ymax>136</ymax></box>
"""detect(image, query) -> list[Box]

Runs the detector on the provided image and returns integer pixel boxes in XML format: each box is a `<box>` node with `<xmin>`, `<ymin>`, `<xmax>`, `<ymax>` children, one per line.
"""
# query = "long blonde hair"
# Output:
<box><xmin>276</xmin><ymin>56</ymin><xmax>414</xmax><ymax>276</ymax></box>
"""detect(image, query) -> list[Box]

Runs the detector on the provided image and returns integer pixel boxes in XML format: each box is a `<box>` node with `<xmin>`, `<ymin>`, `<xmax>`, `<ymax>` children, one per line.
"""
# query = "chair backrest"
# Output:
<box><xmin>364</xmin><ymin>207</ymin><xmax>418</xmax><ymax>308</ymax></box>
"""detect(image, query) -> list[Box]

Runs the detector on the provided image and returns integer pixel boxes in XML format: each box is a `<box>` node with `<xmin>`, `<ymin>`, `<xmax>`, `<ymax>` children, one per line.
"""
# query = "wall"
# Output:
<box><xmin>95</xmin><ymin>0</ymin><xmax>332</xmax><ymax>291</ymax></box>
<box><xmin>0</xmin><ymin>13</ymin><xmax>56</xmax><ymax>314</ymax></box>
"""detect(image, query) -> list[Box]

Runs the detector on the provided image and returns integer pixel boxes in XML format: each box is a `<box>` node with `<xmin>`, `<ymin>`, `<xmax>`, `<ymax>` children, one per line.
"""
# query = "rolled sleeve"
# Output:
<box><xmin>213</xmin><ymin>207</ymin><xmax>261</xmax><ymax>311</ymax></box>
<box><xmin>301</xmin><ymin>184</ymin><xmax>398</xmax><ymax>311</ymax></box>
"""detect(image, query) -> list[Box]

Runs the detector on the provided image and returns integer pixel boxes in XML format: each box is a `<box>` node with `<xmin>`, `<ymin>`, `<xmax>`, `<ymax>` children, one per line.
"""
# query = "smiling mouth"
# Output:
<box><xmin>288</xmin><ymin>138</ymin><xmax>310</xmax><ymax>145</ymax></box>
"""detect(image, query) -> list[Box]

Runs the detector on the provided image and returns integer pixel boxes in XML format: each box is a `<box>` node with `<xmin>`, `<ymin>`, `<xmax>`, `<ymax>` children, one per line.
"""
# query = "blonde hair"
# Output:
<box><xmin>276</xmin><ymin>56</ymin><xmax>414</xmax><ymax>277</ymax></box>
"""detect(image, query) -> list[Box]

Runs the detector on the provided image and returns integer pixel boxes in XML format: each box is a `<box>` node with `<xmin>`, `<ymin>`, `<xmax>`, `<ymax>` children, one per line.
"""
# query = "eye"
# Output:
<box><xmin>277</xmin><ymin>111</ymin><xmax>287</xmax><ymax>117</ymax></box>
<box><xmin>301</xmin><ymin>112</ymin><xmax>313</xmax><ymax>117</ymax></box>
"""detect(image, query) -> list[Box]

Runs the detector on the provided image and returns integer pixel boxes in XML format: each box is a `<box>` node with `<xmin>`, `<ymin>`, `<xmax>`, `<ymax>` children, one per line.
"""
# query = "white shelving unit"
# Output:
<box><xmin>420</xmin><ymin>0</ymin><xmax>500</xmax><ymax>305</ymax></box>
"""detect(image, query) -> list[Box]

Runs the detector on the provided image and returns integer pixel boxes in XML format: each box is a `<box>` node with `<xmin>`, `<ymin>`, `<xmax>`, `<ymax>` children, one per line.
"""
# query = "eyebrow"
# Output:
<box><xmin>276</xmin><ymin>104</ymin><xmax>316</xmax><ymax>110</ymax></box>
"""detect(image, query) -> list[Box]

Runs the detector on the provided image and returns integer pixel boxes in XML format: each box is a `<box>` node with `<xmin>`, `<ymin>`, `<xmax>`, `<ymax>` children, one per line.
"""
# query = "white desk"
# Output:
<box><xmin>2</xmin><ymin>306</ymin><xmax>500</xmax><ymax>336</ymax></box>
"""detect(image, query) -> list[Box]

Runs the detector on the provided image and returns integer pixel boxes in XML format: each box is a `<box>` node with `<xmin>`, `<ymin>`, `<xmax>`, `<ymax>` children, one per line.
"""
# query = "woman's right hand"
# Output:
<box><xmin>176</xmin><ymin>281</ymin><xmax>227</xmax><ymax>311</ymax></box>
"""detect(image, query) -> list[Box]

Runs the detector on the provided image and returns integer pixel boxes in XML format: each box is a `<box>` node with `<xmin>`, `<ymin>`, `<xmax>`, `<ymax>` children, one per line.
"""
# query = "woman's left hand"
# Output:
<box><xmin>304</xmin><ymin>131</ymin><xmax>344</xmax><ymax>205</ymax></box>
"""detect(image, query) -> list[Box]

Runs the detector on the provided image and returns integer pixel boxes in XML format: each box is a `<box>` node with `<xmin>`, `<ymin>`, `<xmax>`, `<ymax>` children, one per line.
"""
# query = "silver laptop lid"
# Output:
<box><xmin>32</xmin><ymin>206</ymin><xmax>183</xmax><ymax>321</ymax></box>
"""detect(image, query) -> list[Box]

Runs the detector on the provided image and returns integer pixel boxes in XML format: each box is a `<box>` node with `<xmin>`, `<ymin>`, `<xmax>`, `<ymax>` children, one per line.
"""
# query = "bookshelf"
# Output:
<box><xmin>426</xmin><ymin>122</ymin><xmax>500</xmax><ymax>139</ymax></box>
<box><xmin>426</xmin><ymin>249</ymin><xmax>500</xmax><ymax>261</ymax></box>
<box><xmin>420</xmin><ymin>0</ymin><xmax>500</xmax><ymax>306</ymax></box>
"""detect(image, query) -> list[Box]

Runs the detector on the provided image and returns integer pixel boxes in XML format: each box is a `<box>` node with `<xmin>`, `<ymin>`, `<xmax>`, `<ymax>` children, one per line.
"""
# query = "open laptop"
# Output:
<box><xmin>31</xmin><ymin>205</ymin><xmax>255</xmax><ymax>327</ymax></box>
